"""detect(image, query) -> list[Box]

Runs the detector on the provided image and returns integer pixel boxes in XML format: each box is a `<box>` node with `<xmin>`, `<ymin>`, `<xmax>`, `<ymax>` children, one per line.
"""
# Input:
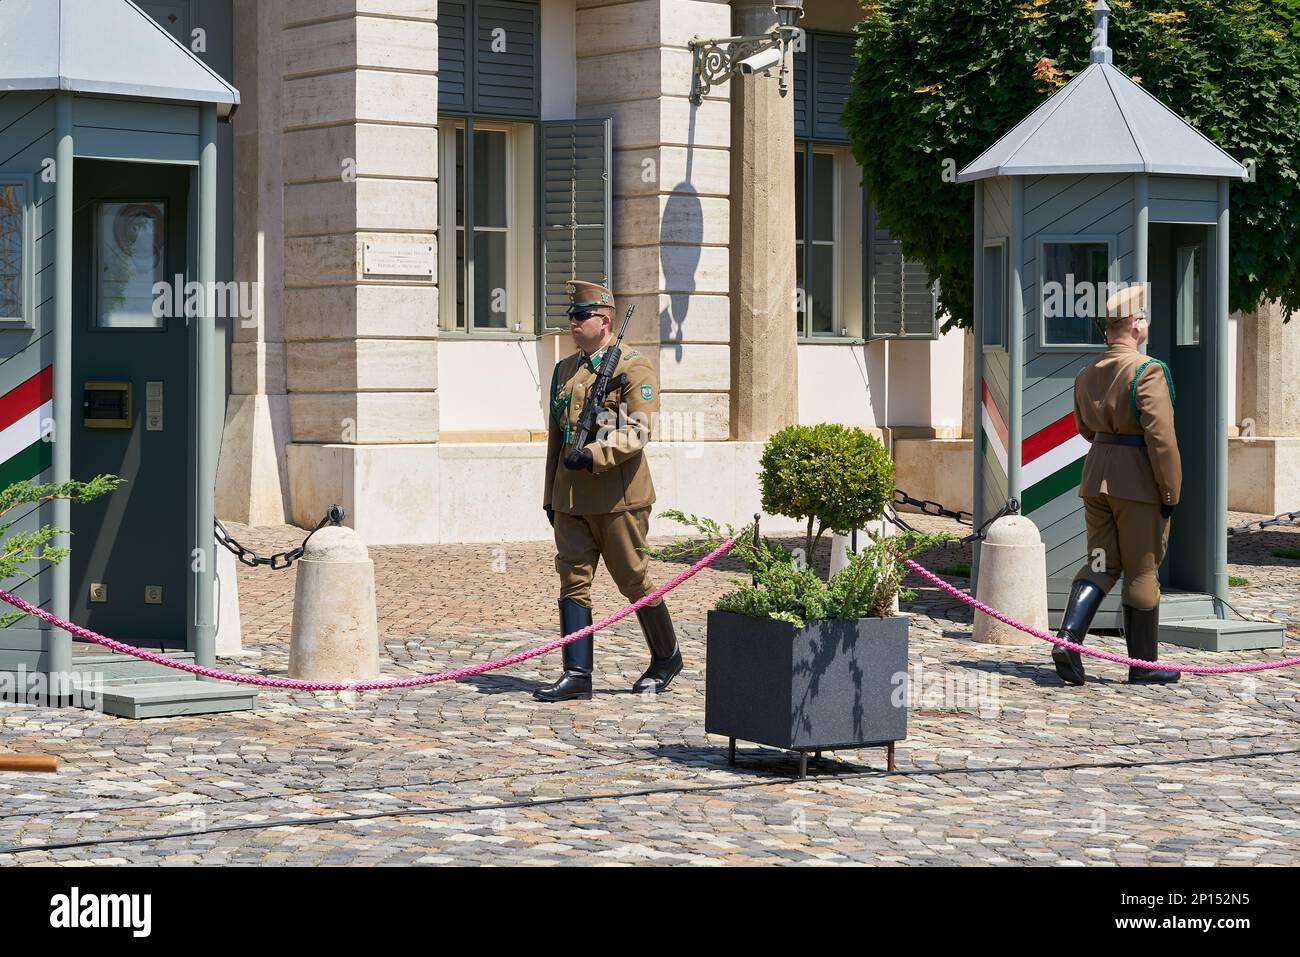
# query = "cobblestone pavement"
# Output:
<box><xmin>1</xmin><ymin>512</ymin><xmax>1298</xmax><ymax>865</ymax></box>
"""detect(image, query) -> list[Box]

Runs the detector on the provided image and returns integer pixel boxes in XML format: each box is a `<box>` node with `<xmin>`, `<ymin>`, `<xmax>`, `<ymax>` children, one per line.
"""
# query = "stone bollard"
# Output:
<box><xmin>289</xmin><ymin>526</ymin><xmax>380</xmax><ymax>681</ymax></box>
<box><xmin>828</xmin><ymin>514</ymin><xmax>896</xmax><ymax>575</ymax></box>
<box><xmin>972</xmin><ymin>515</ymin><xmax>1048</xmax><ymax>645</ymax></box>
<box><xmin>830</xmin><ymin>515</ymin><xmax>900</xmax><ymax>615</ymax></box>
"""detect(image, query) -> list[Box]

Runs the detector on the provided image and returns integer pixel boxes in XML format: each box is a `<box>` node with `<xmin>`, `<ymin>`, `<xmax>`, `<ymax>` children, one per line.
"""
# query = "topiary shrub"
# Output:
<box><xmin>759</xmin><ymin>423</ymin><xmax>895</xmax><ymax>567</ymax></box>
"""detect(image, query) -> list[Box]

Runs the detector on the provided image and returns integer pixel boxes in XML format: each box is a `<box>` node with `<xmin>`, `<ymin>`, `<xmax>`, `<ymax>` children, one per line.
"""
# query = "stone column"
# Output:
<box><xmin>218</xmin><ymin>0</ymin><xmax>291</xmax><ymax>526</ymax></box>
<box><xmin>1230</xmin><ymin>297</ymin><xmax>1300</xmax><ymax>513</ymax></box>
<box><xmin>1237</xmin><ymin>299</ymin><xmax>1300</xmax><ymax>437</ymax></box>
<box><xmin>576</xmin><ymin>0</ymin><xmax>734</xmax><ymax>444</ymax></box>
<box><xmin>728</xmin><ymin>0</ymin><xmax>798</xmax><ymax>440</ymax></box>
<box><xmin>278</xmin><ymin>0</ymin><xmax>441</xmax><ymax>544</ymax></box>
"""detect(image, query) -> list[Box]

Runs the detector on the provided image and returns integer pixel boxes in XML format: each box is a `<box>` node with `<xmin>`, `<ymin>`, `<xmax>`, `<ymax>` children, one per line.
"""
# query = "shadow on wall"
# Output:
<box><xmin>661</xmin><ymin>103</ymin><xmax>704</xmax><ymax>363</ymax></box>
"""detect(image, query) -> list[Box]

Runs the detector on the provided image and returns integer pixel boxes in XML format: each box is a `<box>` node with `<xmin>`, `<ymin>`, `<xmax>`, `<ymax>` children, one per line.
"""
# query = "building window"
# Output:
<box><xmin>0</xmin><ymin>182</ymin><xmax>26</xmax><ymax>326</ymax></box>
<box><xmin>1039</xmin><ymin>237</ymin><xmax>1112</xmax><ymax>348</ymax></box>
<box><xmin>438</xmin><ymin>117</ymin><xmax>534</xmax><ymax>334</ymax></box>
<box><xmin>795</xmin><ymin>146</ymin><xmax>839</xmax><ymax>337</ymax></box>
<box><xmin>94</xmin><ymin>201</ymin><xmax>167</xmax><ymax>330</ymax></box>
<box><xmin>982</xmin><ymin>239</ymin><xmax>1006</xmax><ymax>348</ymax></box>
<box><xmin>1176</xmin><ymin>243</ymin><xmax>1202</xmax><ymax>346</ymax></box>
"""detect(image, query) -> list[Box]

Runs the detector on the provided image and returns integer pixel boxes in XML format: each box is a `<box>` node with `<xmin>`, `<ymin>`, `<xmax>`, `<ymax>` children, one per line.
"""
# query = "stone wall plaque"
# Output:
<box><xmin>363</xmin><ymin>242</ymin><xmax>436</xmax><ymax>278</ymax></box>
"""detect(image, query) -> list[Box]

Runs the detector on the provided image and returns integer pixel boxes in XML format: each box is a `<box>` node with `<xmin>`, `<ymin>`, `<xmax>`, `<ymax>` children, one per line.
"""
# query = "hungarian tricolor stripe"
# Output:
<box><xmin>0</xmin><ymin>366</ymin><xmax>54</xmax><ymax>489</ymax></box>
<box><xmin>1021</xmin><ymin>409</ymin><xmax>1091</xmax><ymax>514</ymax></box>
<box><xmin>980</xmin><ymin>380</ymin><xmax>1008</xmax><ymax>477</ymax></box>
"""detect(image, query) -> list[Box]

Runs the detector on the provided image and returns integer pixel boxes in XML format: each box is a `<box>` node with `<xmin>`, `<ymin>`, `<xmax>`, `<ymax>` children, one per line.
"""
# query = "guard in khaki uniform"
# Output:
<box><xmin>534</xmin><ymin>280</ymin><xmax>681</xmax><ymax>702</ymax></box>
<box><xmin>1053</xmin><ymin>284</ymin><xmax>1181</xmax><ymax>686</ymax></box>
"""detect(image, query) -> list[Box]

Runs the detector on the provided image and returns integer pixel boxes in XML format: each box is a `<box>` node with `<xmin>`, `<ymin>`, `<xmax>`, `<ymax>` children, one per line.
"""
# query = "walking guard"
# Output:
<box><xmin>1053</xmin><ymin>284</ymin><xmax>1182</xmax><ymax>687</ymax></box>
<box><xmin>535</xmin><ymin>279</ymin><xmax>681</xmax><ymax>702</ymax></box>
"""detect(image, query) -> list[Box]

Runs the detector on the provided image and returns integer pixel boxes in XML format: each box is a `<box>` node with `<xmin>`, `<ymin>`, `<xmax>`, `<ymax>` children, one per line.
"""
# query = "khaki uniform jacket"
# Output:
<box><xmin>1074</xmin><ymin>343</ymin><xmax>1182</xmax><ymax>506</ymax></box>
<box><xmin>544</xmin><ymin>347</ymin><xmax>659</xmax><ymax>516</ymax></box>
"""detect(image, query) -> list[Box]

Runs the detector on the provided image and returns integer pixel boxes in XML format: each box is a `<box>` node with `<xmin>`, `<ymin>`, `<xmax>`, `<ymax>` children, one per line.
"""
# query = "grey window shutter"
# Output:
<box><xmin>438</xmin><ymin>0</ymin><xmax>469</xmax><ymax>112</ymax></box>
<box><xmin>538</xmin><ymin>118</ymin><xmax>612</xmax><ymax>330</ymax></box>
<box><xmin>793</xmin><ymin>43</ymin><xmax>810</xmax><ymax>140</ymax></box>
<box><xmin>868</xmin><ymin>208</ymin><xmax>937</xmax><ymax>340</ymax></box>
<box><xmin>474</xmin><ymin>0</ymin><xmax>540</xmax><ymax>118</ymax></box>
<box><xmin>811</xmin><ymin>33</ymin><xmax>854</xmax><ymax>142</ymax></box>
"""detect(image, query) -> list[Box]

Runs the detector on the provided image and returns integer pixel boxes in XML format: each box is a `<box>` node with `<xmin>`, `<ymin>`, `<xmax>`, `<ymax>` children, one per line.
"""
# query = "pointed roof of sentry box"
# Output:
<box><xmin>0</xmin><ymin>0</ymin><xmax>239</xmax><ymax>117</ymax></box>
<box><xmin>958</xmin><ymin>1</ymin><xmax>1244</xmax><ymax>182</ymax></box>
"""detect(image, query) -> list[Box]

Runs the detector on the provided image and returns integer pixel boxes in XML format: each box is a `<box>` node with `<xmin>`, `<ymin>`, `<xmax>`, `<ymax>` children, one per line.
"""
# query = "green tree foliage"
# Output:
<box><xmin>0</xmin><ymin>476</ymin><xmax>123</xmax><ymax>627</ymax></box>
<box><xmin>759</xmin><ymin>424</ymin><xmax>896</xmax><ymax>561</ymax></box>
<box><xmin>844</xmin><ymin>0</ymin><xmax>1300</xmax><ymax>331</ymax></box>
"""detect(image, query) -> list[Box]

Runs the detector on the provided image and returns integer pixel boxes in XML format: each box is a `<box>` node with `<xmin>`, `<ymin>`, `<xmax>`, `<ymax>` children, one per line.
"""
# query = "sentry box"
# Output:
<box><xmin>959</xmin><ymin>3</ymin><xmax>1281</xmax><ymax>652</ymax></box>
<box><xmin>0</xmin><ymin>1</ymin><xmax>256</xmax><ymax>714</ymax></box>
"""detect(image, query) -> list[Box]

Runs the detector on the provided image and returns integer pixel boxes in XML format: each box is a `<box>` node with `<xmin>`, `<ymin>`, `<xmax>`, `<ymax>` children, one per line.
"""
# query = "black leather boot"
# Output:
<box><xmin>1052</xmin><ymin>579</ymin><xmax>1106</xmax><ymax>686</ymax></box>
<box><xmin>534</xmin><ymin>598</ymin><xmax>593</xmax><ymax>702</ymax></box>
<box><xmin>632</xmin><ymin>600</ymin><xmax>682</xmax><ymax>694</ymax></box>
<box><xmin>1124</xmin><ymin>604</ymin><xmax>1180</xmax><ymax>685</ymax></box>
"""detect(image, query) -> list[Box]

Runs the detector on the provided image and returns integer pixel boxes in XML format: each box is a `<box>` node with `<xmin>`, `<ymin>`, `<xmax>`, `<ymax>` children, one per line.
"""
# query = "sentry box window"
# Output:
<box><xmin>83</xmin><ymin>382</ymin><xmax>133</xmax><ymax>429</ymax></box>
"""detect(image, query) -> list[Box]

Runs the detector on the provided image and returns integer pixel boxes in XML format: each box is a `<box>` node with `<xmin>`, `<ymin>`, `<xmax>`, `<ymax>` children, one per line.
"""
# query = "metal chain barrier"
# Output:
<box><xmin>215</xmin><ymin>505</ymin><xmax>346</xmax><ymax>570</ymax></box>
<box><xmin>1227</xmin><ymin>509</ymin><xmax>1300</xmax><ymax>537</ymax></box>
<box><xmin>894</xmin><ymin>488</ymin><xmax>1300</xmax><ymax>544</ymax></box>
<box><xmin>889</xmin><ymin>490</ymin><xmax>1019</xmax><ymax>546</ymax></box>
<box><xmin>0</xmin><ymin>537</ymin><xmax>739</xmax><ymax>692</ymax></box>
<box><xmin>898</xmin><ymin>554</ymin><xmax>1300</xmax><ymax>674</ymax></box>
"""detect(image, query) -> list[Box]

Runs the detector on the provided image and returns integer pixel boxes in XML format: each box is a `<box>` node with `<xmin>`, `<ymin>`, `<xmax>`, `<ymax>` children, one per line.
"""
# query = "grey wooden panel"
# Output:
<box><xmin>1040</xmin><ymin>506</ymin><xmax>1087</xmax><ymax>552</ymax></box>
<box><xmin>0</xmin><ymin>327</ymin><xmax>54</xmax><ymax>376</ymax></box>
<box><xmin>983</xmin><ymin>352</ymin><xmax>1010</xmax><ymax>411</ymax></box>
<box><xmin>1023</xmin><ymin>381</ymin><xmax>1078</xmax><ymax>436</ymax></box>
<box><xmin>1</xmin><ymin>106</ymin><xmax>55</xmax><ymax>169</ymax></box>
<box><xmin>1024</xmin><ymin>350</ymin><xmax>1089</xmax><ymax>392</ymax></box>
<box><xmin>1023</xmin><ymin>173</ymin><xmax>1087</xmax><ymax>216</ymax></box>
<box><xmin>1046</xmin><ymin>534</ymin><xmax>1089</xmax><ymax>577</ymax></box>
<box><xmin>1022</xmin><ymin>174</ymin><xmax>1131</xmax><ymax>238</ymax></box>
<box><xmin>1026</xmin><ymin>482</ymin><xmax>1084</xmax><ymax>533</ymax></box>
<box><xmin>1023</xmin><ymin>362</ymin><xmax>1079</xmax><ymax>416</ymax></box>
<box><xmin>1149</xmin><ymin>175</ymin><xmax>1217</xmax><ymax>203</ymax></box>
<box><xmin>73</xmin><ymin>126</ymin><xmax>200</xmax><ymax>164</ymax></box>
<box><xmin>1149</xmin><ymin>198</ymin><xmax>1217</xmax><ymax>224</ymax></box>
<box><xmin>71</xmin><ymin>96</ymin><xmax>200</xmax><ymax>136</ymax></box>
<box><xmin>982</xmin><ymin>453</ymin><xmax>1007</xmax><ymax>496</ymax></box>
<box><xmin>0</xmin><ymin>93</ymin><xmax>54</xmax><ymax>139</ymax></box>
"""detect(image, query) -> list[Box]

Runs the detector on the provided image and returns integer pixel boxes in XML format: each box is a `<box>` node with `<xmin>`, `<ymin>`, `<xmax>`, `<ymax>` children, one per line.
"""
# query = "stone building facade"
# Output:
<box><xmin>142</xmin><ymin>0</ymin><xmax>1298</xmax><ymax>542</ymax></box>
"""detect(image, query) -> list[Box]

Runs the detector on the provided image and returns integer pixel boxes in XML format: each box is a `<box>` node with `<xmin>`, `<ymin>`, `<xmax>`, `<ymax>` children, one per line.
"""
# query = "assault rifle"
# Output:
<box><xmin>564</xmin><ymin>303</ymin><xmax>635</xmax><ymax>469</ymax></box>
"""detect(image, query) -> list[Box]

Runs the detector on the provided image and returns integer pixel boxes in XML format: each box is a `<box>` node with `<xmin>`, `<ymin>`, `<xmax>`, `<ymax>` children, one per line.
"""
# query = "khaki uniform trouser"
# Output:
<box><xmin>554</xmin><ymin>507</ymin><xmax>662</xmax><ymax>609</ymax></box>
<box><xmin>1074</xmin><ymin>493</ymin><xmax>1170</xmax><ymax>611</ymax></box>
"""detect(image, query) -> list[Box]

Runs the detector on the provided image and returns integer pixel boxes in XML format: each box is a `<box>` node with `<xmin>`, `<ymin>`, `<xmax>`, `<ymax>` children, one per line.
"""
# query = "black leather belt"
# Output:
<box><xmin>1093</xmin><ymin>432</ymin><xmax>1146</xmax><ymax>447</ymax></box>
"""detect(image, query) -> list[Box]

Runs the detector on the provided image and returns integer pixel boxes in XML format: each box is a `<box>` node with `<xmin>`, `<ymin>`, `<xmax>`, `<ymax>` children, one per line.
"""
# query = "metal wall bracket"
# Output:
<box><xmin>688</xmin><ymin>27</ymin><xmax>801</xmax><ymax>104</ymax></box>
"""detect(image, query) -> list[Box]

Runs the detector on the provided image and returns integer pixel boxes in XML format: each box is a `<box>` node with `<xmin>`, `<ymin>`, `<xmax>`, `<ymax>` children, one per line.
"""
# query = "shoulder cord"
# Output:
<box><xmin>1128</xmin><ymin>358</ymin><xmax>1176</xmax><ymax>420</ymax></box>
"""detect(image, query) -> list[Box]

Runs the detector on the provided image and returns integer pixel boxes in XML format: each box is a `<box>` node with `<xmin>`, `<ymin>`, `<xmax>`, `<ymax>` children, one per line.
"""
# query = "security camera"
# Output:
<box><xmin>737</xmin><ymin>46</ymin><xmax>782</xmax><ymax>75</ymax></box>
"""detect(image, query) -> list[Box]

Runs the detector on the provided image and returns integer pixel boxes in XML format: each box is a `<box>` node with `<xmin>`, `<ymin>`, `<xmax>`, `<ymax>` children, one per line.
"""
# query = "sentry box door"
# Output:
<box><xmin>1148</xmin><ymin>222</ymin><xmax>1216</xmax><ymax>595</ymax></box>
<box><xmin>70</xmin><ymin>161</ymin><xmax>192</xmax><ymax>649</ymax></box>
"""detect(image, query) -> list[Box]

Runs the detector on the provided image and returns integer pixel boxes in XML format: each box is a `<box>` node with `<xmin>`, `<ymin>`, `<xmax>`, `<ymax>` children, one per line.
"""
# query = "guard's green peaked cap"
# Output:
<box><xmin>566</xmin><ymin>279</ymin><xmax>614</xmax><ymax>313</ymax></box>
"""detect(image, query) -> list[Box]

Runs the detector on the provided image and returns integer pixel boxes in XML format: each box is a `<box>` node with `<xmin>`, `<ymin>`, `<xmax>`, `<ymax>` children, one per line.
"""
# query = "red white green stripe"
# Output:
<box><xmin>980</xmin><ymin>380</ymin><xmax>1008</xmax><ymax>477</ymax></box>
<box><xmin>983</xmin><ymin>378</ymin><xmax>1095</xmax><ymax>514</ymax></box>
<box><xmin>0</xmin><ymin>366</ymin><xmax>54</xmax><ymax>489</ymax></box>
<box><xmin>1021</xmin><ymin>409</ymin><xmax>1090</xmax><ymax>514</ymax></box>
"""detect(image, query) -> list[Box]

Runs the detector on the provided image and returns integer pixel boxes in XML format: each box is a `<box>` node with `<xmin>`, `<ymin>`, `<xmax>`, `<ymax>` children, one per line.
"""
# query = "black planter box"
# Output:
<box><xmin>705</xmin><ymin>610</ymin><xmax>908</xmax><ymax>776</ymax></box>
